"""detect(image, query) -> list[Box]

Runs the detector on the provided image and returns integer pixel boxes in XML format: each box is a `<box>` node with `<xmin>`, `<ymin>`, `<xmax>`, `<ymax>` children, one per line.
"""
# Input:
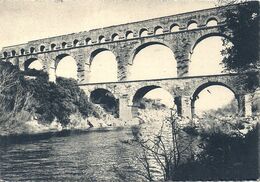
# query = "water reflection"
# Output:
<box><xmin>0</xmin><ymin>129</ymin><xmax>144</xmax><ymax>181</ymax></box>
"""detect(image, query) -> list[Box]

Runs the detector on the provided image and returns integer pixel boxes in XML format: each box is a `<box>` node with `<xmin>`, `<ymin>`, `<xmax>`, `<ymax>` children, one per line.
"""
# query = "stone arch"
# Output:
<box><xmin>131</xmin><ymin>85</ymin><xmax>176</xmax><ymax>117</ymax></box>
<box><xmin>30</xmin><ymin>47</ymin><xmax>35</xmax><ymax>54</ymax></box>
<box><xmin>130</xmin><ymin>41</ymin><xmax>173</xmax><ymax>65</ymax></box>
<box><xmin>191</xmin><ymin>82</ymin><xmax>238</xmax><ymax>117</ymax></box>
<box><xmin>191</xmin><ymin>32</ymin><xmax>231</xmax><ymax>53</ymax></box>
<box><xmin>139</xmin><ymin>28</ymin><xmax>148</xmax><ymax>37</ymax></box>
<box><xmin>55</xmin><ymin>54</ymin><xmax>78</xmax><ymax>79</ymax></box>
<box><xmin>89</xmin><ymin>48</ymin><xmax>113</xmax><ymax>65</ymax></box>
<box><xmin>99</xmin><ymin>35</ymin><xmax>105</xmax><ymax>43</ymax></box>
<box><xmin>129</xmin><ymin>40</ymin><xmax>178</xmax><ymax>80</ymax></box>
<box><xmin>88</xmin><ymin>48</ymin><xmax>118</xmax><ymax>83</ymax></box>
<box><xmin>56</xmin><ymin>53</ymin><xmax>70</xmax><ymax>66</ymax></box>
<box><xmin>3</xmin><ymin>51</ymin><xmax>8</xmax><ymax>58</ymax></box>
<box><xmin>111</xmin><ymin>33</ymin><xmax>119</xmax><ymax>41</ymax></box>
<box><xmin>11</xmin><ymin>50</ymin><xmax>16</xmax><ymax>57</ymax></box>
<box><xmin>51</xmin><ymin>43</ymin><xmax>56</xmax><ymax>50</ymax></box>
<box><xmin>205</xmin><ymin>17</ymin><xmax>220</xmax><ymax>26</ymax></box>
<box><xmin>154</xmin><ymin>26</ymin><xmax>163</xmax><ymax>35</ymax></box>
<box><xmin>132</xmin><ymin>85</ymin><xmax>160</xmax><ymax>117</ymax></box>
<box><xmin>73</xmin><ymin>39</ymin><xmax>79</xmax><ymax>47</ymax></box>
<box><xmin>170</xmin><ymin>23</ymin><xmax>180</xmax><ymax>32</ymax></box>
<box><xmin>126</xmin><ymin>31</ymin><xmax>134</xmax><ymax>39</ymax></box>
<box><xmin>187</xmin><ymin>20</ymin><xmax>198</xmax><ymax>30</ymax></box>
<box><xmin>90</xmin><ymin>88</ymin><xmax>119</xmax><ymax>118</ymax></box>
<box><xmin>85</xmin><ymin>38</ymin><xmax>92</xmax><ymax>45</ymax></box>
<box><xmin>206</xmin><ymin>17</ymin><xmax>218</xmax><ymax>27</ymax></box>
<box><xmin>61</xmin><ymin>42</ymin><xmax>67</xmax><ymax>49</ymax></box>
<box><xmin>40</xmin><ymin>45</ymin><xmax>45</xmax><ymax>52</ymax></box>
<box><xmin>20</xmin><ymin>49</ymin><xmax>25</xmax><ymax>55</ymax></box>
<box><xmin>24</xmin><ymin>58</ymin><xmax>43</xmax><ymax>71</ymax></box>
<box><xmin>189</xmin><ymin>33</ymin><xmax>232</xmax><ymax>76</ymax></box>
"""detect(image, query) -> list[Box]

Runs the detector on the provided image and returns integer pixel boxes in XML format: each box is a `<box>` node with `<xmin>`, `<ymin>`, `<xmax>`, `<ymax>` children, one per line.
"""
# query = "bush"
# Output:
<box><xmin>174</xmin><ymin>117</ymin><xmax>258</xmax><ymax>181</ymax></box>
<box><xmin>0</xmin><ymin>62</ymin><xmax>100</xmax><ymax>126</ymax></box>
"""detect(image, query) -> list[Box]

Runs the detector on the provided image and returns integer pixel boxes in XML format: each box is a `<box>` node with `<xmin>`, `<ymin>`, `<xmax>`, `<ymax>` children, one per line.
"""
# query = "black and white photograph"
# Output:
<box><xmin>0</xmin><ymin>0</ymin><xmax>259</xmax><ymax>181</ymax></box>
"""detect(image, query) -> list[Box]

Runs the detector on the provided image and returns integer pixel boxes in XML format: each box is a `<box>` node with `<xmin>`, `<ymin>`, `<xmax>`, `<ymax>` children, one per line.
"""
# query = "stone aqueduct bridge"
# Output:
<box><xmin>1</xmin><ymin>3</ymin><xmax>258</xmax><ymax>120</ymax></box>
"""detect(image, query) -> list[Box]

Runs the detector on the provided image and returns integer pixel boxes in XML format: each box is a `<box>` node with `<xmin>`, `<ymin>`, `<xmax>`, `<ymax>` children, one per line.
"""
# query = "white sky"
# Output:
<box><xmin>0</xmin><ymin>0</ymin><xmax>236</xmax><ymax>114</ymax></box>
<box><xmin>0</xmin><ymin>0</ymin><xmax>220</xmax><ymax>48</ymax></box>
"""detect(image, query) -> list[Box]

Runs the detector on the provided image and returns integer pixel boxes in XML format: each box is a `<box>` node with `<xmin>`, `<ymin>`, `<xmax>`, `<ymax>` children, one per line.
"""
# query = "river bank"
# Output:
<box><xmin>0</xmin><ymin>126</ymin><xmax>129</xmax><ymax>145</ymax></box>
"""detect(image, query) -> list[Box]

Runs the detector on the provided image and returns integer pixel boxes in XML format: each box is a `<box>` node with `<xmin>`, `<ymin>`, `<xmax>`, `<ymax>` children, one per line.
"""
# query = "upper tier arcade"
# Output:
<box><xmin>0</xmin><ymin>3</ymin><xmax>235</xmax><ymax>58</ymax></box>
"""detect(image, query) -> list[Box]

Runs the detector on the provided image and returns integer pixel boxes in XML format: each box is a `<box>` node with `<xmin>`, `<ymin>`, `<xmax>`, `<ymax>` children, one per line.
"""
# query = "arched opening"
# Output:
<box><xmin>132</xmin><ymin>86</ymin><xmax>176</xmax><ymax>118</ymax></box>
<box><xmin>170</xmin><ymin>24</ymin><xmax>180</xmax><ymax>32</ymax></box>
<box><xmin>20</xmin><ymin>49</ymin><xmax>25</xmax><ymax>55</ymax></box>
<box><xmin>129</xmin><ymin>43</ymin><xmax>177</xmax><ymax>80</ymax></box>
<box><xmin>24</xmin><ymin>58</ymin><xmax>43</xmax><ymax>71</ymax></box>
<box><xmin>111</xmin><ymin>33</ymin><xmax>119</xmax><ymax>41</ymax></box>
<box><xmin>3</xmin><ymin>51</ymin><xmax>8</xmax><ymax>58</ymax></box>
<box><xmin>30</xmin><ymin>47</ymin><xmax>35</xmax><ymax>54</ymax></box>
<box><xmin>206</xmin><ymin>18</ymin><xmax>218</xmax><ymax>27</ymax></box>
<box><xmin>73</xmin><ymin>39</ymin><xmax>79</xmax><ymax>47</ymax></box>
<box><xmin>90</xmin><ymin>88</ymin><xmax>119</xmax><ymax>118</ymax></box>
<box><xmin>56</xmin><ymin>54</ymin><xmax>78</xmax><ymax>80</ymax></box>
<box><xmin>89</xmin><ymin>49</ymin><xmax>117</xmax><ymax>83</ymax></box>
<box><xmin>139</xmin><ymin>28</ymin><xmax>148</xmax><ymax>37</ymax></box>
<box><xmin>51</xmin><ymin>43</ymin><xmax>56</xmax><ymax>50</ymax></box>
<box><xmin>61</xmin><ymin>42</ymin><xmax>67</xmax><ymax>49</ymax></box>
<box><xmin>189</xmin><ymin>35</ymin><xmax>232</xmax><ymax>76</ymax></box>
<box><xmin>40</xmin><ymin>45</ymin><xmax>45</xmax><ymax>52</ymax></box>
<box><xmin>154</xmin><ymin>26</ymin><xmax>163</xmax><ymax>35</ymax></box>
<box><xmin>11</xmin><ymin>50</ymin><xmax>16</xmax><ymax>57</ymax></box>
<box><xmin>85</xmin><ymin>38</ymin><xmax>92</xmax><ymax>45</ymax></box>
<box><xmin>99</xmin><ymin>35</ymin><xmax>105</xmax><ymax>43</ymax></box>
<box><xmin>126</xmin><ymin>31</ymin><xmax>134</xmax><ymax>39</ymax></box>
<box><xmin>191</xmin><ymin>83</ymin><xmax>238</xmax><ymax>117</ymax></box>
<box><xmin>187</xmin><ymin>21</ymin><xmax>198</xmax><ymax>30</ymax></box>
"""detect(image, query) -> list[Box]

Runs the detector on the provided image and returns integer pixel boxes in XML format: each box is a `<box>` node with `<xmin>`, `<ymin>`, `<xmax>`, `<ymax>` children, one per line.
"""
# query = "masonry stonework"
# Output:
<box><xmin>1</xmin><ymin>3</ymin><xmax>258</xmax><ymax>121</ymax></box>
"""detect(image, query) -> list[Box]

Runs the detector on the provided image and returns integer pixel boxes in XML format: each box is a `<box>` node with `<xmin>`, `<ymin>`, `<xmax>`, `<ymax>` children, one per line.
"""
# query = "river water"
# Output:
<box><xmin>0</xmin><ymin>128</ymin><xmax>149</xmax><ymax>182</ymax></box>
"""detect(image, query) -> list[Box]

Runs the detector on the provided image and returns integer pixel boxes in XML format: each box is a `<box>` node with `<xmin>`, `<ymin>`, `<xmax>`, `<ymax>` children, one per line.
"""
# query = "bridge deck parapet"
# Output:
<box><xmin>78</xmin><ymin>72</ymin><xmax>252</xmax><ymax>86</ymax></box>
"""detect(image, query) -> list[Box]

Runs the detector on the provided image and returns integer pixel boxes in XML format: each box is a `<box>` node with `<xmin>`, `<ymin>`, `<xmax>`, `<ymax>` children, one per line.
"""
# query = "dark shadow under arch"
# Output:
<box><xmin>24</xmin><ymin>58</ymin><xmax>41</xmax><ymax>71</ymax></box>
<box><xmin>111</xmin><ymin>33</ymin><xmax>119</xmax><ymax>41</ymax></box>
<box><xmin>90</xmin><ymin>88</ymin><xmax>119</xmax><ymax>117</ymax></box>
<box><xmin>139</xmin><ymin>28</ymin><xmax>148</xmax><ymax>37</ymax></box>
<box><xmin>40</xmin><ymin>45</ymin><xmax>45</xmax><ymax>52</ymax></box>
<box><xmin>206</xmin><ymin>17</ymin><xmax>219</xmax><ymax>25</ymax></box>
<box><xmin>126</xmin><ymin>31</ymin><xmax>134</xmax><ymax>39</ymax></box>
<box><xmin>20</xmin><ymin>49</ymin><xmax>25</xmax><ymax>55</ymax></box>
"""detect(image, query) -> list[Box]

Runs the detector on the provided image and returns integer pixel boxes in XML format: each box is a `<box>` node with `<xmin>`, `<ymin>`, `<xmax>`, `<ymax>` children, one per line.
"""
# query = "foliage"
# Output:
<box><xmin>126</xmin><ymin>98</ymin><xmax>259</xmax><ymax>181</ymax></box>
<box><xmin>22</xmin><ymin>68</ymin><xmax>49</xmax><ymax>78</ymax></box>
<box><xmin>24</xmin><ymin>76</ymin><xmax>100</xmax><ymax>125</ymax></box>
<box><xmin>176</xmin><ymin>120</ymin><xmax>258</xmax><ymax>181</ymax></box>
<box><xmin>90</xmin><ymin>90</ymin><xmax>119</xmax><ymax>117</ymax></box>
<box><xmin>0</xmin><ymin>62</ymin><xmax>36</xmax><ymax>134</ymax></box>
<box><xmin>199</xmin><ymin>98</ymin><xmax>238</xmax><ymax>118</ymax></box>
<box><xmin>220</xmin><ymin>1</ymin><xmax>259</xmax><ymax>72</ymax></box>
<box><xmin>0</xmin><ymin>61</ymin><xmax>100</xmax><ymax>128</ymax></box>
<box><xmin>139</xmin><ymin>98</ymin><xmax>166</xmax><ymax>110</ymax></box>
<box><xmin>216</xmin><ymin>0</ymin><xmax>249</xmax><ymax>6</ymax></box>
<box><xmin>126</xmin><ymin>108</ymin><xmax>195</xmax><ymax>181</ymax></box>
